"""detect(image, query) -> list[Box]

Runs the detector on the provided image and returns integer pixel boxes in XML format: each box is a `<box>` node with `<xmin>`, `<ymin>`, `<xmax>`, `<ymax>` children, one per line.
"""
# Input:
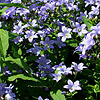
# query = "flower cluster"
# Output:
<box><xmin>0</xmin><ymin>82</ymin><xmax>16</xmax><ymax>100</ymax></box>
<box><xmin>0</xmin><ymin>0</ymin><xmax>100</xmax><ymax>99</ymax></box>
<box><xmin>63</xmin><ymin>80</ymin><xmax>81</xmax><ymax>93</ymax></box>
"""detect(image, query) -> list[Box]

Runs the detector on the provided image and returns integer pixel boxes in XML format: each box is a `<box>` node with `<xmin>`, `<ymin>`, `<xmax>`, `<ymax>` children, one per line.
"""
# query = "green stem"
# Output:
<box><xmin>96</xmin><ymin>92</ymin><xmax>97</xmax><ymax>100</ymax></box>
<box><xmin>74</xmin><ymin>71</ymin><xmax>77</xmax><ymax>81</ymax></box>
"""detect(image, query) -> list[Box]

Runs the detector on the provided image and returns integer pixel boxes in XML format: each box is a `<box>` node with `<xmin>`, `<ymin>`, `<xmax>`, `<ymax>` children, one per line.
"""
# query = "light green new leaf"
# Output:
<box><xmin>0</xmin><ymin>7</ymin><xmax>9</xmax><ymax>16</ymax></box>
<box><xmin>8</xmin><ymin>74</ymin><xmax>40</xmax><ymax>82</ymax></box>
<box><xmin>82</xmin><ymin>16</ymin><xmax>92</xmax><ymax>31</ymax></box>
<box><xmin>5</xmin><ymin>56</ymin><xmax>31</xmax><ymax>73</ymax></box>
<box><xmin>0</xmin><ymin>29</ymin><xmax>9</xmax><ymax>57</ymax></box>
<box><xmin>18</xmin><ymin>48</ymin><xmax>22</xmax><ymax>56</ymax></box>
<box><xmin>66</xmin><ymin>39</ymin><xmax>78</xmax><ymax>48</ymax></box>
<box><xmin>50</xmin><ymin>90</ymin><xmax>66</xmax><ymax>100</ymax></box>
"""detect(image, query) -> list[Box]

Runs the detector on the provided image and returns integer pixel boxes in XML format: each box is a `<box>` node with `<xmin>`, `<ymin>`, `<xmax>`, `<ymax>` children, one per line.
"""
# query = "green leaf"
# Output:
<box><xmin>9</xmin><ymin>32</ymin><xmax>19</xmax><ymax>40</ymax></box>
<box><xmin>94</xmin><ymin>84</ymin><xmax>100</xmax><ymax>93</ymax></box>
<box><xmin>50</xmin><ymin>90</ymin><xmax>66</xmax><ymax>100</ymax></box>
<box><xmin>0</xmin><ymin>7</ymin><xmax>9</xmax><ymax>16</ymax></box>
<box><xmin>82</xmin><ymin>16</ymin><xmax>92</xmax><ymax>31</ymax></box>
<box><xmin>18</xmin><ymin>48</ymin><xmax>22</xmax><ymax>56</ymax></box>
<box><xmin>5</xmin><ymin>56</ymin><xmax>31</xmax><ymax>73</ymax></box>
<box><xmin>66</xmin><ymin>39</ymin><xmax>78</xmax><ymax>48</ymax></box>
<box><xmin>8</xmin><ymin>74</ymin><xmax>52</xmax><ymax>88</ymax></box>
<box><xmin>0</xmin><ymin>3</ymin><xmax>29</xmax><ymax>9</ymax></box>
<box><xmin>25</xmin><ymin>55</ymin><xmax>38</xmax><ymax>62</ymax></box>
<box><xmin>0</xmin><ymin>29</ymin><xmax>9</xmax><ymax>57</ymax></box>
<box><xmin>8</xmin><ymin>74</ymin><xmax>40</xmax><ymax>82</ymax></box>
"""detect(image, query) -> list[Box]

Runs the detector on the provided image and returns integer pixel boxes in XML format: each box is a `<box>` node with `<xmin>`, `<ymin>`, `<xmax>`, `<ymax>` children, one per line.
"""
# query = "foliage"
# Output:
<box><xmin>0</xmin><ymin>0</ymin><xmax>100</xmax><ymax>100</ymax></box>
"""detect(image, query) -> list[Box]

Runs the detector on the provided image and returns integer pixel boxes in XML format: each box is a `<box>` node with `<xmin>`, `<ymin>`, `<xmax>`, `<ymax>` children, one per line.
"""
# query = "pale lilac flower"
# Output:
<box><xmin>25</xmin><ymin>30</ymin><xmax>38</xmax><ymax>42</ymax></box>
<box><xmin>76</xmin><ymin>11</ymin><xmax>88</xmax><ymax>22</ymax></box>
<box><xmin>0</xmin><ymin>22</ymin><xmax>2</xmax><ymax>28</ymax></box>
<box><xmin>45</xmin><ymin>2</ymin><xmax>56</xmax><ymax>11</ymax></box>
<box><xmin>75</xmin><ymin>31</ymin><xmax>95</xmax><ymax>59</ymax></box>
<box><xmin>91</xmin><ymin>23</ymin><xmax>100</xmax><ymax>35</ymax></box>
<box><xmin>5</xmin><ymin>84</ymin><xmax>16</xmax><ymax>100</ymax></box>
<box><xmin>29</xmin><ymin>3</ymin><xmax>39</xmax><ymax>11</ymax></box>
<box><xmin>5</xmin><ymin>84</ymin><xmax>14</xmax><ymax>94</ymax></box>
<box><xmin>5</xmin><ymin>0</ymin><xmax>11</xmax><ymax>3</ymax></box>
<box><xmin>53</xmin><ymin>73</ymin><xmax>62</xmax><ymax>82</ymax></box>
<box><xmin>0</xmin><ymin>66</ymin><xmax>1</xmax><ymax>72</ymax></box>
<box><xmin>16</xmin><ymin>8</ymin><xmax>30</xmax><ymax>16</ymax></box>
<box><xmin>90</xmin><ymin>6</ymin><xmax>99</xmax><ymax>15</ymax></box>
<box><xmin>73</xmin><ymin>22</ymin><xmax>88</xmax><ymax>36</ymax></box>
<box><xmin>56</xmin><ymin>0</ymin><xmax>64</xmax><ymax>6</ymax></box>
<box><xmin>52</xmin><ymin>62</ymin><xmax>64</xmax><ymax>70</ymax></box>
<box><xmin>63</xmin><ymin>80</ymin><xmax>81</xmax><ymax>93</ymax></box>
<box><xmin>80</xmin><ymin>35</ymin><xmax>95</xmax><ymax>55</ymax></box>
<box><xmin>85</xmin><ymin>0</ymin><xmax>95</xmax><ymax>7</ymax></box>
<box><xmin>71</xmin><ymin>62</ymin><xmax>87</xmax><ymax>72</ymax></box>
<box><xmin>64</xmin><ymin>67</ymin><xmax>73</xmax><ymax>75</ymax></box>
<box><xmin>37</xmin><ymin>30</ymin><xmax>46</xmax><ymax>38</ymax></box>
<box><xmin>13</xmin><ymin>36</ymin><xmax>24</xmax><ymax>44</ymax></box>
<box><xmin>11</xmin><ymin>0</ymin><xmax>21</xmax><ymax>3</ymax></box>
<box><xmin>38</xmin><ymin>6</ymin><xmax>46</xmax><ymax>15</ymax></box>
<box><xmin>13</xmin><ymin>21</ymin><xmax>29</xmax><ymax>34</ymax></box>
<box><xmin>42</xmin><ymin>28</ymin><xmax>52</xmax><ymax>35</ymax></box>
<box><xmin>13</xmin><ymin>21</ymin><xmax>23</xmax><ymax>34</ymax></box>
<box><xmin>31</xmin><ymin>0</ymin><xmax>34</xmax><ymax>3</ymax></box>
<box><xmin>2</xmin><ymin>7</ymin><xmax>16</xmax><ymax>19</ymax></box>
<box><xmin>38</xmin><ymin>96</ymin><xmax>49</xmax><ymax>100</ymax></box>
<box><xmin>3</xmin><ymin>66</ymin><xmax>12</xmax><ymax>76</ymax></box>
<box><xmin>5</xmin><ymin>93</ymin><xmax>16</xmax><ymax>100</ymax></box>
<box><xmin>62</xmin><ymin>91</ymin><xmax>66</xmax><ymax>95</ymax></box>
<box><xmin>75</xmin><ymin>44</ymin><xmax>83</xmax><ymax>52</ymax></box>
<box><xmin>57</xmin><ymin>20</ymin><xmax>65</xmax><ymax>31</ymax></box>
<box><xmin>57</xmin><ymin>65</ymin><xmax>73</xmax><ymax>75</ymax></box>
<box><xmin>38</xmin><ymin>96</ymin><xmax>43</xmax><ymax>100</ymax></box>
<box><xmin>95</xmin><ymin>0</ymin><xmax>100</xmax><ymax>6</ymax></box>
<box><xmin>58</xmin><ymin>26</ymin><xmax>72</xmax><ymax>42</ymax></box>
<box><xmin>0</xmin><ymin>82</ymin><xmax>7</xmax><ymax>96</ymax></box>
<box><xmin>66</xmin><ymin>3</ymin><xmax>78</xmax><ymax>11</ymax></box>
<box><xmin>31</xmin><ymin>19</ymin><xmax>38</xmax><ymax>27</ymax></box>
<box><xmin>0</xmin><ymin>82</ymin><xmax>16</xmax><ymax>99</ymax></box>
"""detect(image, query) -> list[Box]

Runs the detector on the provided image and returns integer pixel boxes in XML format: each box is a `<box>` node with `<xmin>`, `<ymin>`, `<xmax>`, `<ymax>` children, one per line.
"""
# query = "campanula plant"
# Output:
<box><xmin>0</xmin><ymin>0</ymin><xmax>100</xmax><ymax>100</ymax></box>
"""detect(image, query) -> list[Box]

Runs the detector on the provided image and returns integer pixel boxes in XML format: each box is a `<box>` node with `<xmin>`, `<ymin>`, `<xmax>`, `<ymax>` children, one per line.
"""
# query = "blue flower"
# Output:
<box><xmin>40</xmin><ymin>37</ymin><xmax>54</xmax><ymax>50</ymax></box>
<box><xmin>63</xmin><ymin>80</ymin><xmax>81</xmax><ymax>93</ymax></box>
<box><xmin>13</xmin><ymin>36</ymin><xmax>24</xmax><ymax>44</ymax></box>
<box><xmin>55</xmin><ymin>37</ymin><xmax>66</xmax><ymax>48</ymax></box>
<box><xmin>53</xmin><ymin>73</ymin><xmax>62</xmax><ymax>82</ymax></box>
<box><xmin>25</xmin><ymin>30</ymin><xmax>38</xmax><ymax>42</ymax></box>
<box><xmin>0</xmin><ymin>82</ymin><xmax>6</xmax><ymax>96</ymax></box>
<box><xmin>13</xmin><ymin>21</ymin><xmax>29</xmax><ymax>34</ymax></box>
<box><xmin>36</xmin><ymin>55</ymin><xmax>51</xmax><ymax>69</ymax></box>
<box><xmin>5</xmin><ymin>93</ymin><xmax>16</xmax><ymax>100</ymax></box>
<box><xmin>57</xmin><ymin>65</ymin><xmax>73</xmax><ymax>75</ymax></box>
<box><xmin>73</xmin><ymin>22</ymin><xmax>88</xmax><ymax>36</ymax></box>
<box><xmin>71</xmin><ymin>62</ymin><xmax>87</xmax><ymax>72</ymax></box>
<box><xmin>31</xmin><ymin>19</ymin><xmax>38</xmax><ymax>27</ymax></box>
<box><xmin>0</xmin><ymin>82</ymin><xmax>16</xmax><ymax>100</ymax></box>
<box><xmin>16</xmin><ymin>8</ymin><xmax>30</xmax><ymax>16</ymax></box>
<box><xmin>58</xmin><ymin>26</ymin><xmax>72</xmax><ymax>42</ymax></box>
<box><xmin>38</xmin><ymin>96</ymin><xmax>49</xmax><ymax>100</ymax></box>
<box><xmin>11</xmin><ymin>0</ymin><xmax>21</xmax><ymax>3</ymax></box>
